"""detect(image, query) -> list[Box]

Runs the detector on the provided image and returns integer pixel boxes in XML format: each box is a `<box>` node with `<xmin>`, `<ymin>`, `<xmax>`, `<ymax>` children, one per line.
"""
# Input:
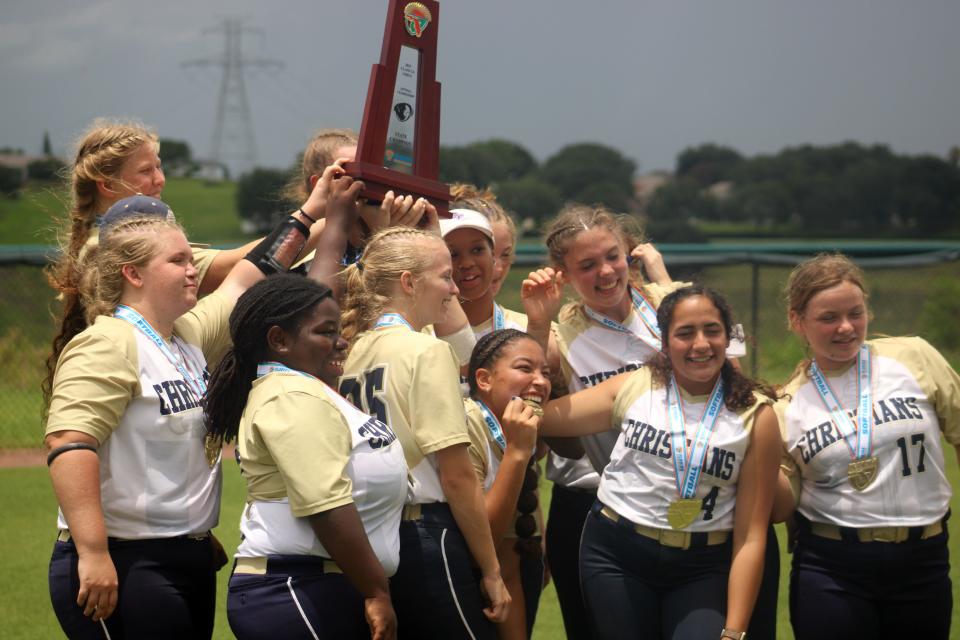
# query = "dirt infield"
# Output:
<box><xmin>0</xmin><ymin>445</ymin><xmax>238</xmax><ymax>469</ymax></box>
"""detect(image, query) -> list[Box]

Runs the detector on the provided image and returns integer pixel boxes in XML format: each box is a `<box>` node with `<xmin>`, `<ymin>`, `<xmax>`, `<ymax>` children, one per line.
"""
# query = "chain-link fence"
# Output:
<box><xmin>3</xmin><ymin>245</ymin><xmax>959</xmax><ymax>448</ymax></box>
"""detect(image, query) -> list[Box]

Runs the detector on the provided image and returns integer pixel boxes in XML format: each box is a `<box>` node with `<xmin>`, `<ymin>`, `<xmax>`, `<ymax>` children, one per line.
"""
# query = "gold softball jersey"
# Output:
<box><xmin>340</xmin><ymin>325</ymin><xmax>471</xmax><ymax>505</ymax></box>
<box><xmin>470</xmin><ymin>304</ymin><xmax>528</xmax><ymax>340</ymax></box>
<box><xmin>777</xmin><ymin>337</ymin><xmax>960</xmax><ymax>529</ymax></box>
<box><xmin>464</xmin><ymin>398</ymin><xmax>544</xmax><ymax>537</ymax></box>
<box><xmin>235</xmin><ymin>372</ymin><xmax>407</xmax><ymax>574</ymax></box>
<box><xmin>83</xmin><ymin>228</ymin><xmax>217</xmax><ymax>286</ymax></box>
<box><xmin>548</xmin><ymin>281</ymin><xmax>689</xmax><ymax>489</ymax></box>
<box><xmin>45</xmin><ymin>292</ymin><xmax>233</xmax><ymax>539</ymax></box>
<box><xmin>600</xmin><ymin>367</ymin><xmax>769</xmax><ymax>531</ymax></box>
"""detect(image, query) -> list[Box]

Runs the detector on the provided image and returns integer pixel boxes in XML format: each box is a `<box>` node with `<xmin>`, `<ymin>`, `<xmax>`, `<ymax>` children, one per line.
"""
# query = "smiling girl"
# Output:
<box><xmin>520</xmin><ymin>204</ymin><xmax>684</xmax><ymax>639</ymax></box>
<box><xmin>539</xmin><ymin>286</ymin><xmax>780</xmax><ymax>640</ymax></box>
<box><xmin>203</xmin><ymin>275</ymin><xmax>406</xmax><ymax>640</ymax></box>
<box><xmin>465</xmin><ymin>330</ymin><xmax>552</xmax><ymax>638</ymax></box>
<box><xmin>441</xmin><ymin>186</ymin><xmax>528</xmax><ymax>339</ymax></box>
<box><xmin>338</xmin><ymin>227</ymin><xmax>510</xmax><ymax>639</ymax></box>
<box><xmin>778</xmin><ymin>253</ymin><xmax>959</xmax><ymax>640</ymax></box>
<box><xmin>43</xmin><ymin>184</ymin><xmax>332</xmax><ymax>637</ymax></box>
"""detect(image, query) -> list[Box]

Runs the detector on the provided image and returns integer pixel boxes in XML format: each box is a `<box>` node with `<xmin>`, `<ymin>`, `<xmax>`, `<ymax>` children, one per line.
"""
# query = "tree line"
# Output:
<box><xmin>233</xmin><ymin>139</ymin><xmax>957</xmax><ymax>240</ymax></box>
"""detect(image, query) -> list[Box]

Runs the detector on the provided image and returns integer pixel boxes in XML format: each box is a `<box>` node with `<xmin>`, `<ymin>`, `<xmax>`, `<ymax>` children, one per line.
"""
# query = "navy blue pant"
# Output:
<box><xmin>748</xmin><ymin>524</ymin><xmax>779</xmax><ymax>640</ymax></box>
<box><xmin>227</xmin><ymin>556</ymin><xmax>367</xmax><ymax>639</ymax></box>
<box><xmin>49</xmin><ymin>536</ymin><xmax>217</xmax><ymax>639</ymax></box>
<box><xmin>390</xmin><ymin>503</ymin><xmax>496</xmax><ymax>640</ymax></box>
<box><xmin>518</xmin><ymin>541</ymin><xmax>545</xmax><ymax>637</ymax></box>
<box><xmin>579</xmin><ymin>505</ymin><xmax>731</xmax><ymax>640</ymax></box>
<box><xmin>545</xmin><ymin>484</ymin><xmax>596</xmax><ymax>640</ymax></box>
<box><xmin>790</xmin><ymin>522</ymin><xmax>952</xmax><ymax>640</ymax></box>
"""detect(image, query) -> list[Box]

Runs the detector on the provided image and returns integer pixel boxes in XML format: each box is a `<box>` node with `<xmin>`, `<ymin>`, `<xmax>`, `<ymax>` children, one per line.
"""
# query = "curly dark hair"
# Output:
<box><xmin>649</xmin><ymin>285</ymin><xmax>778</xmax><ymax>411</ymax></box>
<box><xmin>203</xmin><ymin>274</ymin><xmax>333</xmax><ymax>443</ymax></box>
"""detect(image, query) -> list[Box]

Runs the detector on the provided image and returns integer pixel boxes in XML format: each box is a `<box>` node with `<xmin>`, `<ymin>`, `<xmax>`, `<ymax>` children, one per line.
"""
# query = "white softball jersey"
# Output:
<box><xmin>46</xmin><ymin>292</ymin><xmax>233</xmax><ymax>539</ymax></box>
<box><xmin>235</xmin><ymin>372</ymin><xmax>407</xmax><ymax>575</ymax></box>
<box><xmin>548</xmin><ymin>281</ymin><xmax>688</xmax><ymax>489</ymax></box>
<box><xmin>600</xmin><ymin>367</ymin><xmax>768</xmax><ymax>532</ymax></box>
<box><xmin>777</xmin><ymin>337</ymin><xmax>960</xmax><ymax>528</ymax></box>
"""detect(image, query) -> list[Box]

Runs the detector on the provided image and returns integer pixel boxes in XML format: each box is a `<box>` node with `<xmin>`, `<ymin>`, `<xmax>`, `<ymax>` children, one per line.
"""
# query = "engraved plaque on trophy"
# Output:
<box><xmin>345</xmin><ymin>0</ymin><xmax>451</xmax><ymax>216</ymax></box>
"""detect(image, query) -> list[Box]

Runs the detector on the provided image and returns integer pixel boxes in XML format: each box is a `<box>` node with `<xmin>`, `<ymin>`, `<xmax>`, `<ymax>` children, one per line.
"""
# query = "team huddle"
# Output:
<box><xmin>42</xmin><ymin>122</ymin><xmax>959</xmax><ymax>640</ymax></box>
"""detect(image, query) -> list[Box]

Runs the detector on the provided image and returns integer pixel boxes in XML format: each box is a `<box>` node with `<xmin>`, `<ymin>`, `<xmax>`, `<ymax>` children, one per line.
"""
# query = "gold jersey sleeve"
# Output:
<box><xmin>873</xmin><ymin>336</ymin><xmax>960</xmax><ymax>444</ymax></box>
<box><xmin>343</xmin><ymin>328</ymin><xmax>471</xmax><ymax>472</ymax></box>
<box><xmin>45</xmin><ymin>318</ymin><xmax>140</xmax><ymax>444</ymax></box>
<box><xmin>242</xmin><ymin>375</ymin><xmax>354</xmax><ymax>517</ymax></box>
<box><xmin>611</xmin><ymin>367</ymin><xmax>655</xmax><ymax>429</ymax></box>
<box><xmin>173</xmin><ymin>291</ymin><xmax>233</xmax><ymax>367</ymax></box>
<box><xmin>190</xmin><ymin>246</ymin><xmax>218</xmax><ymax>286</ymax></box>
<box><xmin>408</xmin><ymin>337</ymin><xmax>472</xmax><ymax>455</ymax></box>
<box><xmin>773</xmin><ymin>376</ymin><xmax>803</xmax><ymax>487</ymax></box>
<box><xmin>464</xmin><ymin>399</ymin><xmax>491</xmax><ymax>482</ymax></box>
<box><xmin>641</xmin><ymin>280</ymin><xmax>692</xmax><ymax>307</ymax></box>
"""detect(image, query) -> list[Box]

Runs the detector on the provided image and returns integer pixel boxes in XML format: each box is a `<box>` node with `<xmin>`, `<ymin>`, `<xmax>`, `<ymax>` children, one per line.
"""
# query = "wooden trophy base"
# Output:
<box><xmin>344</xmin><ymin>161</ymin><xmax>450</xmax><ymax>217</ymax></box>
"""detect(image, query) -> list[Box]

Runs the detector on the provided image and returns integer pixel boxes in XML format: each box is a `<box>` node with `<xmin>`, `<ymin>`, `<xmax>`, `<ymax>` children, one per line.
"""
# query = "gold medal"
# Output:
<box><xmin>204</xmin><ymin>434</ymin><xmax>222</xmax><ymax>468</ymax></box>
<box><xmin>522</xmin><ymin>398</ymin><xmax>544</xmax><ymax>418</ymax></box>
<box><xmin>847</xmin><ymin>456</ymin><xmax>879</xmax><ymax>491</ymax></box>
<box><xmin>667</xmin><ymin>498</ymin><xmax>702</xmax><ymax>530</ymax></box>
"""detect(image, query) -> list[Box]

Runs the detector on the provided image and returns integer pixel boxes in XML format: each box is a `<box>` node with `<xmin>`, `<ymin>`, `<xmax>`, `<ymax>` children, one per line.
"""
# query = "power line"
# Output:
<box><xmin>182</xmin><ymin>18</ymin><xmax>283</xmax><ymax>176</ymax></box>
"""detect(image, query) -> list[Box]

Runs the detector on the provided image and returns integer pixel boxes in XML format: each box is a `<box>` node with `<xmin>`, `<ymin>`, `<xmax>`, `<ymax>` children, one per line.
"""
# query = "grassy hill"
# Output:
<box><xmin>0</xmin><ymin>178</ymin><xmax>252</xmax><ymax>246</ymax></box>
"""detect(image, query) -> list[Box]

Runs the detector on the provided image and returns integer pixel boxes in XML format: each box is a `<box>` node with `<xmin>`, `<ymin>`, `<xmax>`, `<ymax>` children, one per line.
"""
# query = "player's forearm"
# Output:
<box><xmin>725</xmin><ymin>535</ymin><xmax>766</xmax><ymax>631</ymax></box>
<box><xmin>305</xmin><ymin>218</ymin><xmax>349</xmax><ymax>298</ymax></box>
<box><xmin>483</xmin><ymin>447</ymin><xmax>529</xmax><ymax>544</ymax></box>
<box><xmin>433</xmin><ymin>297</ymin><xmax>470</xmax><ymax>338</ymax></box>
<box><xmin>439</xmin><ymin>448</ymin><xmax>501</xmax><ymax>576</ymax></box>
<box><xmin>309</xmin><ymin>504</ymin><xmax>390</xmax><ymax>600</ymax></box>
<box><xmin>198</xmin><ymin>242</ymin><xmax>260</xmax><ymax>295</ymax></box>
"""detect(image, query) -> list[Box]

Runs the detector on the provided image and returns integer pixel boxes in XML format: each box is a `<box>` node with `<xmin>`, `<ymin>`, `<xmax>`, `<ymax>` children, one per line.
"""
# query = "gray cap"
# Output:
<box><xmin>99</xmin><ymin>195</ymin><xmax>176</xmax><ymax>240</ymax></box>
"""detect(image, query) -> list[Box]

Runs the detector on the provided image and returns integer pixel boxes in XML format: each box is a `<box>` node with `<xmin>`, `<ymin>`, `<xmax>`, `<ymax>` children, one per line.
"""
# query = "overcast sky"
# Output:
<box><xmin>2</xmin><ymin>0</ymin><xmax>958</xmax><ymax>176</ymax></box>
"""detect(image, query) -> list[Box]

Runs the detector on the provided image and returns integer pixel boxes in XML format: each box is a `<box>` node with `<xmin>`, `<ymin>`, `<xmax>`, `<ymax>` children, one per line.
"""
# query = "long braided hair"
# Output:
<box><xmin>648</xmin><ymin>285</ymin><xmax>777</xmax><ymax>411</ymax></box>
<box><xmin>43</xmin><ymin>120</ymin><xmax>159</xmax><ymax>413</ymax></box>
<box><xmin>467</xmin><ymin>328</ymin><xmax>545</xmax><ymax>558</ymax></box>
<box><xmin>203</xmin><ymin>274</ymin><xmax>333</xmax><ymax>443</ymax></box>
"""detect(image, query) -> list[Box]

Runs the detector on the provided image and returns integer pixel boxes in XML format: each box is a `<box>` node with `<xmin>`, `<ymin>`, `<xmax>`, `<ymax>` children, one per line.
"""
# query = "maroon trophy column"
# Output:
<box><xmin>345</xmin><ymin>0</ymin><xmax>451</xmax><ymax>216</ymax></box>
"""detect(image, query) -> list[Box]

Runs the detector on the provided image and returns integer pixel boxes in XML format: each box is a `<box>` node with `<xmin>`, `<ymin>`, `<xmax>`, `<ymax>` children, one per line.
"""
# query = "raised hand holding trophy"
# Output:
<box><xmin>345</xmin><ymin>0</ymin><xmax>450</xmax><ymax>216</ymax></box>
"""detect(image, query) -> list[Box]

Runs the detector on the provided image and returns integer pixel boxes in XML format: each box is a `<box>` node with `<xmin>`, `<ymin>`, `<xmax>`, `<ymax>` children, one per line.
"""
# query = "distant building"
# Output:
<box><xmin>633</xmin><ymin>172</ymin><xmax>671</xmax><ymax>208</ymax></box>
<box><xmin>0</xmin><ymin>153</ymin><xmax>40</xmax><ymax>182</ymax></box>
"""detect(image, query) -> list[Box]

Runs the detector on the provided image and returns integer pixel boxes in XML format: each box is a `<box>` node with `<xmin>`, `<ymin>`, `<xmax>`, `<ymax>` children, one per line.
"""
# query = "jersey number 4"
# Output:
<box><xmin>339</xmin><ymin>365</ymin><xmax>390</xmax><ymax>426</ymax></box>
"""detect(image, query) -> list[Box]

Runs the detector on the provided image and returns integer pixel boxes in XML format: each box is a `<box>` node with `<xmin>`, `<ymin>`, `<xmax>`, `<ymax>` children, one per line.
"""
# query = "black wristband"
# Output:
<box><xmin>298</xmin><ymin>207</ymin><xmax>318</xmax><ymax>224</ymax></box>
<box><xmin>47</xmin><ymin>442</ymin><xmax>98</xmax><ymax>466</ymax></box>
<box><xmin>244</xmin><ymin>215</ymin><xmax>312</xmax><ymax>276</ymax></box>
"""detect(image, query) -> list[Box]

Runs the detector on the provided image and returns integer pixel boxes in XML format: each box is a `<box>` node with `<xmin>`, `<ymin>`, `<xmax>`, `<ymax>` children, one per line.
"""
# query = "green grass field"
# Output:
<box><xmin>2</xmin><ymin>180</ymin><xmax>960</xmax><ymax>636</ymax></box>
<box><xmin>3</xmin><ymin>454</ymin><xmax>959</xmax><ymax>639</ymax></box>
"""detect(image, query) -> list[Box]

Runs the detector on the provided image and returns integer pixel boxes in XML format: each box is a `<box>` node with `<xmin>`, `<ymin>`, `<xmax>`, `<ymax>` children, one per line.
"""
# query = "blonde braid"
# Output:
<box><xmin>43</xmin><ymin>120</ymin><xmax>159</xmax><ymax>415</ymax></box>
<box><xmin>340</xmin><ymin>227</ymin><xmax>441</xmax><ymax>351</ymax></box>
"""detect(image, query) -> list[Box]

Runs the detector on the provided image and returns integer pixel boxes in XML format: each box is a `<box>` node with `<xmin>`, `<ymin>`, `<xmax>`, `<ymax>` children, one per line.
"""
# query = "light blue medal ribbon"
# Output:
<box><xmin>475</xmin><ymin>400</ymin><xmax>506</xmax><ymax>450</ymax></box>
<box><xmin>256</xmin><ymin>362</ymin><xmax>318</xmax><ymax>381</ymax></box>
<box><xmin>374</xmin><ymin>313</ymin><xmax>414</xmax><ymax>331</ymax></box>
<box><xmin>629</xmin><ymin>286</ymin><xmax>661</xmax><ymax>339</ymax></box>
<box><xmin>492</xmin><ymin>302</ymin><xmax>505</xmax><ymax>332</ymax></box>
<box><xmin>582</xmin><ymin>286</ymin><xmax>662</xmax><ymax>352</ymax></box>
<box><xmin>114</xmin><ymin>305</ymin><xmax>206</xmax><ymax>400</ymax></box>
<box><xmin>667</xmin><ymin>375</ymin><xmax>726</xmax><ymax>498</ymax></box>
<box><xmin>808</xmin><ymin>344</ymin><xmax>873</xmax><ymax>460</ymax></box>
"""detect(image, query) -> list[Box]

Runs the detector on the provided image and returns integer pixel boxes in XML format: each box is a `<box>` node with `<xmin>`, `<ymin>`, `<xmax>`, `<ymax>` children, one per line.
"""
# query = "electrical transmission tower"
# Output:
<box><xmin>182</xmin><ymin>18</ymin><xmax>282</xmax><ymax>177</ymax></box>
